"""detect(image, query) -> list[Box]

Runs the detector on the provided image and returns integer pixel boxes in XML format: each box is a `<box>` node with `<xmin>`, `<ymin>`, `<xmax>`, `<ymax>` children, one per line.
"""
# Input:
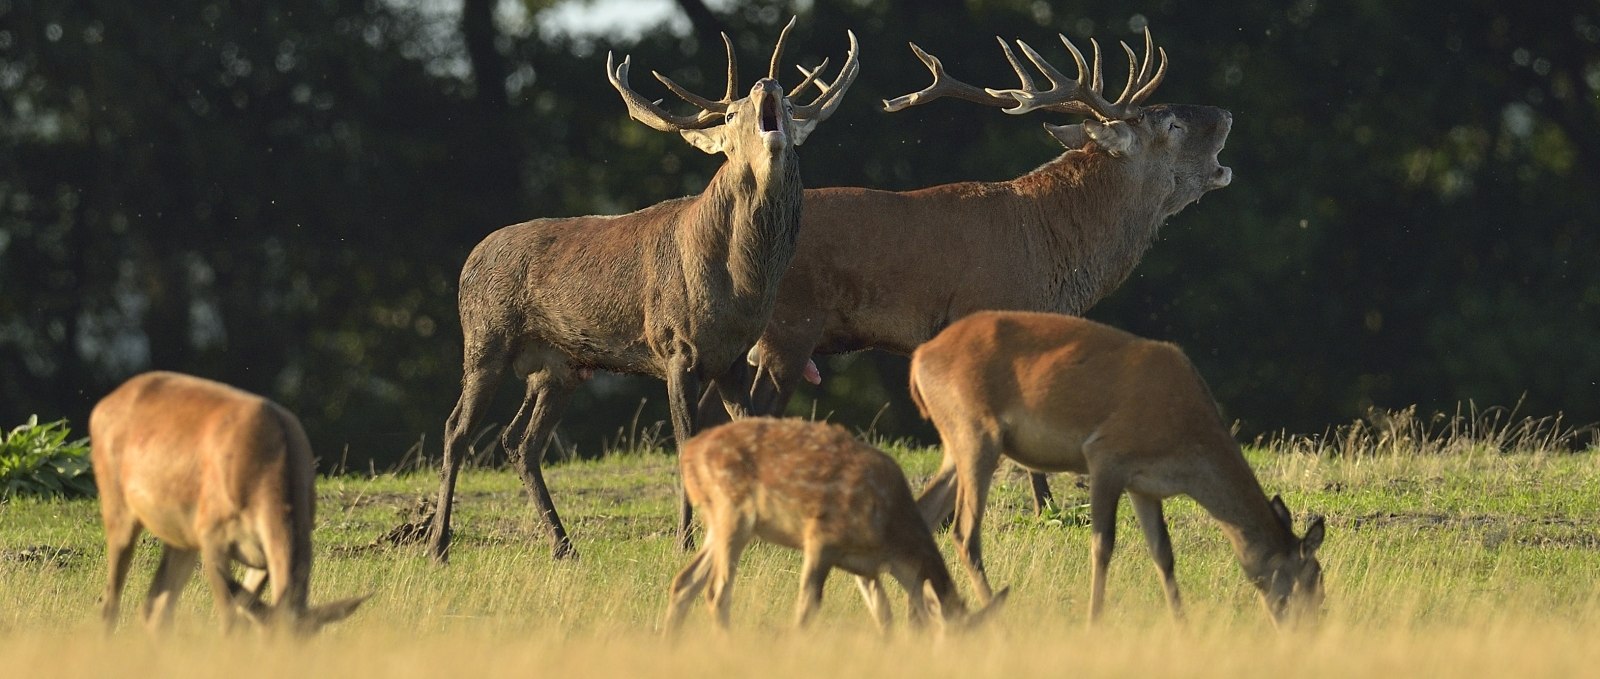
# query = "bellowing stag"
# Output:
<box><xmin>714</xmin><ymin>28</ymin><xmax>1233</xmax><ymax>512</ymax></box>
<box><xmin>426</xmin><ymin>19</ymin><xmax>860</xmax><ymax>562</ymax></box>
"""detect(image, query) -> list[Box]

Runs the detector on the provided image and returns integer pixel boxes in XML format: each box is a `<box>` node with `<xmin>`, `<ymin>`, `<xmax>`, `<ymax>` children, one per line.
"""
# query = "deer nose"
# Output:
<box><xmin>751</xmin><ymin>78</ymin><xmax>783</xmax><ymax>97</ymax></box>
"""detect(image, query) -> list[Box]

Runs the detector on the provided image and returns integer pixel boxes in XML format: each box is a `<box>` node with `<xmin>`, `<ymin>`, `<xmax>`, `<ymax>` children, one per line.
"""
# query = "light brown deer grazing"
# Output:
<box><xmin>91</xmin><ymin>371</ymin><xmax>368</xmax><ymax>635</ymax></box>
<box><xmin>707</xmin><ymin>28</ymin><xmax>1232</xmax><ymax>514</ymax></box>
<box><xmin>908</xmin><ymin>311</ymin><xmax>1325</xmax><ymax>627</ymax></box>
<box><xmin>665</xmin><ymin>417</ymin><xmax>1007</xmax><ymax>634</ymax></box>
<box><xmin>425</xmin><ymin>19</ymin><xmax>860</xmax><ymax>562</ymax></box>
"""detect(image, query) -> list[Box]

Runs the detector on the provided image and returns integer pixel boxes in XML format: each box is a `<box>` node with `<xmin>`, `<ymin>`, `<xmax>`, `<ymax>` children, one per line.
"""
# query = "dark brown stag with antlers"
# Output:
<box><xmin>426</xmin><ymin>19</ymin><xmax>859</xmax><ymax>562</ymax></box>
<box><xmin>711</xmin><ymin>28</ymin><xmax>1232</xmax><ymax>513</ymax></box>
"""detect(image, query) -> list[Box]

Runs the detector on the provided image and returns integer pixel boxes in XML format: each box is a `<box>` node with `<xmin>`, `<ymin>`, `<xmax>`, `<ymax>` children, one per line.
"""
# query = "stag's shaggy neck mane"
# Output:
<box><xmin>1010</xmin><ymin>149</ymin><xmax>1171</xmax><ymax>315</ymax></box>
<box><xmin>683</xmin><ymin>149</ymin><xmax>802</xmax><ymax>301</ymax></box>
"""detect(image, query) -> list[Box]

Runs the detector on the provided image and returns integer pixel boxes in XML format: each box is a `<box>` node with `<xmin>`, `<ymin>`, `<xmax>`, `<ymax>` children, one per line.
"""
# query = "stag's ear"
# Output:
<box><xmin>679</xmin><ymin>127</ymin><xmax>728</xmax><ymax>155</ymax></box>
<box><xmin>1083</xmin><ymin>119</ymin><xmax>1135</xmax><ymax>157</ymax></box>
<box><xmin>792</xmin><ymin>118</ymin><xmax>820</xmax><ymax>147</ymax></box>
<box><xmin>1043</xmin><ymin>123</ymin><xmax>1088</xmax><ymax>149</ymax></box>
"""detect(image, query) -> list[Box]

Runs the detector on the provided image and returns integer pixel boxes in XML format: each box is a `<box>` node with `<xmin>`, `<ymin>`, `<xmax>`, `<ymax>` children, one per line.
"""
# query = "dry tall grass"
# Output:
<box><xmin>2</xmin><ymin>406</ymin><xmax>1597</xmax><ymax>677</ymax></box>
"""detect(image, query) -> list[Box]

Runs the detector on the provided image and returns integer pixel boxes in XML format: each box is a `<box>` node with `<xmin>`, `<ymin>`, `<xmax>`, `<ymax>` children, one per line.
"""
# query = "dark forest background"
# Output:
<box><xmin>3</xmin><ymin>0</ymin><xmax>1597</xmax><ymax>470</ymax></box>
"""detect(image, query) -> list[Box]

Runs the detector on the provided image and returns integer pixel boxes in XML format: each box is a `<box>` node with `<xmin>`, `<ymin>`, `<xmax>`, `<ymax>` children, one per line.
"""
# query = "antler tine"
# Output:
<box><xmin>792</xmin><ymin>30</ymin><xmax>859</xmax><ymax>121</ymax></box>
<box><xmin>995</xmin><ymin>37</ymin><xmax>1037</xmax><ymax>92</ymax></box>
<box><xmin>606</xmin><ymin>51</ymin><xmax>723</xmax><ymax>132</ymax></box>
<box><xmin>790</xmin><ymin>57</ymin><xmax>830</xmax><ymax>99</ymax></box>
<box><xmin>1114</xmin><ymin>41</ymin><xmax>1139</xmax><ymax>105</ymax></box>
<box><xmin>1129</xmin><ymin>47</ymin><xmax>1168</xmax><ymax>105</ymax></box>
<box><xmin>721</xmin><ymin>31</ymin><xmax>739</xmax><ymax>103</ymax></box>
<box><xmin>882</xmin><ymin>40</ymin><xmax>1018</xmax><ymax>112</ymax></box>
<box><xmin>768</xmin><ymin>15</ymin><xmax>797</xmax><ymax>80</ymax></box>
<box><xmin>646</xmin><ymin>31</ymin><xmax>740</xmax><ymax>114</ymax></box>
<box><xmin>1089</xmin><ymin>38</ymin><xmax>1103</xmax><ymax>96</ymax></box>
<box><xmin>653</xmin><ymin>71</ymin><xmax>729</xmax><ymax>113</ymax></box>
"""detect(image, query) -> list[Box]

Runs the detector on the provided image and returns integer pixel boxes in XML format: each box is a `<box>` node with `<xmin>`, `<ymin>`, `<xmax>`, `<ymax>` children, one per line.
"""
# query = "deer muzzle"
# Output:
<box><xmin>751</xmin><ymin>78</ymin><xmax>787</xmax><ymax>149</ymax></box>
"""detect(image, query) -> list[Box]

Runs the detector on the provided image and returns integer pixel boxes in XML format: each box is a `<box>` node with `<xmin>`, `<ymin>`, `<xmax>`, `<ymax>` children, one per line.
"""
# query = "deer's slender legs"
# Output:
<box><xmin>665</xmin><ymin>354</ymin><xmax>703</xmax><ymax>552</ymax></box>
<box><xmin>793</xmin><ymin>537</ymin><xmax>833</xmax><ymax>628</ymax></box>
<box><xmin>199</xmin><ymin>540</ymin><xmax>246</xmax><ymax>633</ymax></box>
<box><xmin>916</xmin><ymin>460</ymin><xmax>959</xmax><ymax>530</ymax></box>
<box><xmin>428</xmin><ymin>337</ymin><xmax>510</xmax><ymax>563</ymax></box>
<box><xmin>1029</xmin><ymin>472</ymin><xmax>1055</xmax><ymax>515</ymax></box>
<box><xmin>1130</xmin><ymin>491</ymin><xmax>1183</xmax><ymax>620</ymax></box>
<box><xmin>98</xmin><ymin>507</ymin><xmax>140</xmax><ymax>632</ymax></box>
<box><xmin>946</xmin><ymin>426</ymin><xmax>1001</xmax><ymax>604</ymax></box>
<box><xmin>506</xmin><ymin>371</ymin><xmax>577</xmax><ymax>559</ymax></box>
<box><xmin>141</xmin><ymin>547</ymin><xmax>199</xmax><ymax>633</ymax></box>
<box><xmin>706</xmin><ymin>521</ymin><xmax>750</xmax><ymax>629</ymax></box>
<box><xmin>663</xmin><ymin>548</ymin><xmax>712</xmax><ymax>635</ymax></box>
<box><xmin>1087</xmin><ymin>471</ymin><xmax>1126</xmax><ymax>625</ymax></box>
<box><xmin>854</xmin><ymin>575</ymin><xmax>893</xmax><ymax>633</ymax></box>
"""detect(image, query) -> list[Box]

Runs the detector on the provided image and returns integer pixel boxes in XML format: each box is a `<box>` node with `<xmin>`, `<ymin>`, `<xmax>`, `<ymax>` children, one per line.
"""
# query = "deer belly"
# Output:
<box><xmin>125</xmin><ymin>488</ymin><xmax>202</xmax><ymax>551</ymax></box>
<box><xmin>1001</xmin><ymin>416</ymin><xmax>1091</xmax><ymax>474</ymax></box>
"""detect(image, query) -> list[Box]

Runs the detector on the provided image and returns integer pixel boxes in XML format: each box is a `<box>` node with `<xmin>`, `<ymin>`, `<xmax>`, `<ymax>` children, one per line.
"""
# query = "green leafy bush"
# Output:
<box><xmin>1</xmin><ymin>416</ymin><xmax>95</xmax><ymax>500</ymax></box>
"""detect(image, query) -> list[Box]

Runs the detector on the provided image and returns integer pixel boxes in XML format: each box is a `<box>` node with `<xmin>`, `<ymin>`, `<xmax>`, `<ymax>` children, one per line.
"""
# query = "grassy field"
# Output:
<box><xmin>2</xmin><ymin>409</ymin><xmax>1598</xmax><ymax>678</ymax></box>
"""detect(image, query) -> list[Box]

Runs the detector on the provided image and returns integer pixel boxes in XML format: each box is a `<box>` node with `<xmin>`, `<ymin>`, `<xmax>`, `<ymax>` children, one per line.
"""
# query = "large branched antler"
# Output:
<box><xmin>986</xmin><ymin>27</ymin><xmax>1167</xmax><ymax>120</ymax></box>
<box><xmin>790</xmin><ymin>30</ymin><xmax>860</xmax><ymax>122</ymax></box>
<box><xmin>606</xmin><ymin>33</ymin><xmax>739</xmax><ymax>132</ymax></box>
<box><xmin>883</xmin><ymin>27</ymin><xmax>1168</xmax><ymax>122</ymax></box>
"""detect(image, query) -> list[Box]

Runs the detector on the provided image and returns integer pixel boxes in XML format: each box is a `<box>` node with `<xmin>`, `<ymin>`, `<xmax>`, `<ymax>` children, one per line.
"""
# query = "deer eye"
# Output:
<box><xmin>1168</xmin><ymin>121</ymin><xmax>1183</xmax><ymax>132</ymax></box>
<box><xmin>725</xmin><ymin>111</ymin><xmax>737</xmax><ymax>123</ymax></box>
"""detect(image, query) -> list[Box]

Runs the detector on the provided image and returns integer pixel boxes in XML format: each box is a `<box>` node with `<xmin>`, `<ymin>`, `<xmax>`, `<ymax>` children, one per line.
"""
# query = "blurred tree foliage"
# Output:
<box><xmin>2</xmin><ymin>0</ymin><xmax>1596</xmax><ymax>469</ymax></box>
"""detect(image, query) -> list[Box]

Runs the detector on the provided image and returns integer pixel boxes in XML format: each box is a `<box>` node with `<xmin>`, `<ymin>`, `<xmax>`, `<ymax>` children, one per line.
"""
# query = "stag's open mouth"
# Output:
<box><xmin>758</xmin><ymin>95</ymin><xmax>782</xmax><ymax>135</ymax></box>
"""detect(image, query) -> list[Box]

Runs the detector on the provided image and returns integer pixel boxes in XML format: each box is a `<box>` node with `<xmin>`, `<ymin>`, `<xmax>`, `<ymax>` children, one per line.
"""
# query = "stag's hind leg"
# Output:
<box><xmin>428</xmin><ymin>335</ymin><xmax>512</xmax><ymax>563</ymax></box>
<box><xmin>504</xmin><ymin>368</ymin><xmax>578</xmax><ymax>559</ymax></box>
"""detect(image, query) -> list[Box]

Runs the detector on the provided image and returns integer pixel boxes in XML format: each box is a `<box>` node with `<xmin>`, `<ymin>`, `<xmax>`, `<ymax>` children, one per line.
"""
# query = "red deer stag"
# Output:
<box><xmin>709</xmin><ymin>28</ymin><xmax>1232</xmax><ymax>513</ymax></box>
<box><xmin>909</xmin><ymin>311</ymin><xmax>1325</xmax><ymax>627</ymax></box>
<box><xmin>665</xmin><ymin>417</ymin><xmax>1007</xmax><ymax>634</ymax></box>
<box><xmin>91</xmin><ymin>371</ymin><xmax>368</xmax><ymax>635</ymax></box>
<box><xmin>425</xmin><ymin>20</ymin><xmax>860</xmax><ymax>562</ymax></box>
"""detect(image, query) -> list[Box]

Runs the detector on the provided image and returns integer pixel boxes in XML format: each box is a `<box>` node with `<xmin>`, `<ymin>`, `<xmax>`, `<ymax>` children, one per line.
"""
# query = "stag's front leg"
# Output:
<box><xmin>665</xmin><ymin>353</ymin><xmax>704</xmax><ymax>552</ymax></box>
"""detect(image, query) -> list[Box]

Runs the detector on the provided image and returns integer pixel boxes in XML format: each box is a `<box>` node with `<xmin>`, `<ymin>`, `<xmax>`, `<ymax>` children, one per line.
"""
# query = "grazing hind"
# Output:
<box><xmin>91</xmin><ymin>371</ymin><xmax>368</xmax><ymax>635</ymax></box>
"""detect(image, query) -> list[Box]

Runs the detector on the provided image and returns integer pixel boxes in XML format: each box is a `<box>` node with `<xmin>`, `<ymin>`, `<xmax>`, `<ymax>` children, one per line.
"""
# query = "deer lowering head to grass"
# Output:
<box><xmin>91</xmin><ymin>371</ymin><xmax>368</xmax><ymax>636</ymax></box>
<box><xmin>425</xmin><ymin>19</ymin><xmax>859</xmax><ymax>563</ymax></box>
<box><xmin>703</xmin><ymin>28</ymin><xmax>1232</xmax><ymax>515</ymax></box>
<box><xmin>665</xmin><ymin>418</ymin><xmax>1007</xmax><ymax>635</ymax></box>
<box><xmin>909</xmin><ymin>311</ymin><xmax>1325</xmax><ymax>627</ymax></box>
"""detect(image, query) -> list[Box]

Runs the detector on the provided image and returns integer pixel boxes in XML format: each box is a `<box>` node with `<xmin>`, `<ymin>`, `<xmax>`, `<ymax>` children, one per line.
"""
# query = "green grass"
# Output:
<box><xmin>2</xmin><ymin>412</ymin><xmax>1598</xmax><ymax>677</ymax></box>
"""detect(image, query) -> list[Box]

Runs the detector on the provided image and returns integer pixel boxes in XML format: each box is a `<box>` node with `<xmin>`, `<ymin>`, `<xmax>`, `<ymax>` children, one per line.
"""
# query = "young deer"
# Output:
<box><xmin>426</xmin><ymin>19</ymin><xmax>859</xmax><ymax>562</ymax></box>
<box><xmin>909</xmin><ymin>311</ymin><xmax>1325</xmax><ymax>627</ymax></box>
<box><xmin>665</xmin><ymin>418</ymin><xmax>1006</xmax><ymax>634</ymax></box>
<box><xmin>91</xmin><ymin>371</ymin><xmax>368</xmax><ymax>635</ymax></box>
